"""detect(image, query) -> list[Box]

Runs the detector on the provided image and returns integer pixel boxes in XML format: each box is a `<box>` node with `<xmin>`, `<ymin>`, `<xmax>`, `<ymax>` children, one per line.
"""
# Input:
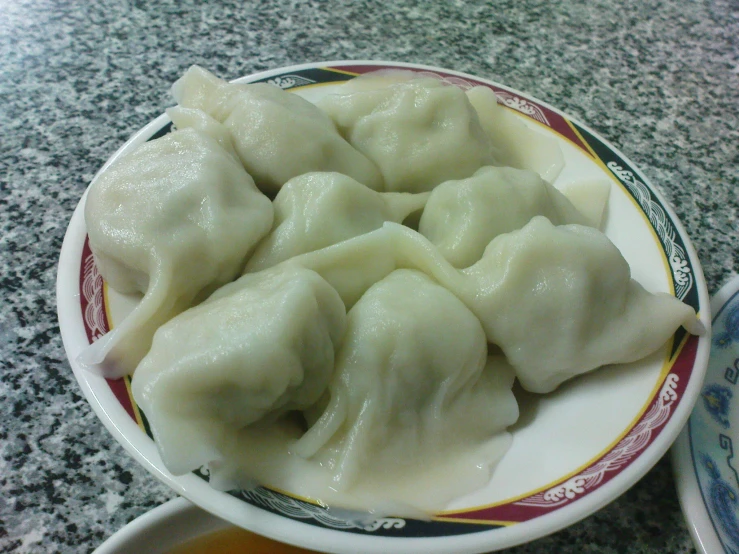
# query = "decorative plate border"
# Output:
<box><xmin>72</xmin><ymin>62</ymin><xmax>708</xmax><ymax>542</ymax></box>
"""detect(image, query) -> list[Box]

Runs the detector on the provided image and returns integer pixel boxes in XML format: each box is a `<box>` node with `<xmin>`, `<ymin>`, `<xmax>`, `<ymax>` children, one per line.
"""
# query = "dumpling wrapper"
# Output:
<box><xmin>131</xmin><ymin>265</ymin><xmax>347</xmax><ymax>476</ymax></box>
<box><xmin>317</xmin><ymin>76</ymin><xmax>497</xmax><ymax>193</ymax></box>
<box><xmin>323</xmin><ymin>69</ymin><xmax>421</xmax><ymax>93</ymax></box>
<box><xmin>293</xmin><ymin>270</ymin><xmax>518</xmax><ymax>511</ymax></box>
<box><xmin>81</xmin><ymin>125</ymin><xmax>274</xmax><ymax>378</ymax></box>
<box><xmin>166</xmin><ymin>106</ymin><xmax>239</xmax><ymax>158</ymax></box>
<box><xmin>246</xmin><ymin>172</ymin><xmax>429</xmax><ymax>272</ymax></box>
<box><xmin>553</xmin><ymin>177</ymin><xmax>611</xmax><ymax>229</ymax></box>
<box><xmin>171</xmin><ymin>65</ymin><xmax>384</xmax><ymax>195</ymax></box>
<box><xmin>287</xmin><ymin>220</ymin><xmax>703</xmax><ymax>392</ymax></box>
<box><xmin>418</xmin><ymin>166</ymin><xmax>589</xmax><ymax>268</ymax></box>
<box><xmin>459</xmin><ymin>216</ymin><xmax>704</xmax><ymax>392</ymax></box>
<box><xmin>465</xmin><ymin>85</ymin><xmax>565</xmax><ymax>184</ymax></box>
<box><xmin>466</xmin><ymin>85</ymin><xmax>612</xmax><ymax>226</ymax></box>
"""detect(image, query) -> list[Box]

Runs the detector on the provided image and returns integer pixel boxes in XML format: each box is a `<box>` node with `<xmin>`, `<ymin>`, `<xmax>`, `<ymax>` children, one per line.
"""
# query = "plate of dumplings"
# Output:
<box><xmin>57</xmin><ymin>61</ymin><xmax>712</xmax><ymax>554</ymax></box>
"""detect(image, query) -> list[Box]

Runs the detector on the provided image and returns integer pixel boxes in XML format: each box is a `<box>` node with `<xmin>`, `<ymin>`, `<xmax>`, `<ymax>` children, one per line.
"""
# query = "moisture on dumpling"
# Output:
<box><xmin>245</xmin><ymin>172</ymin><xmax>429</xmax><ymax>272</ymax></box>
<box><xmin>466</xmin><ymin>86</ymin><xmax>565</xmax><ymax>184</ymax></box>
<box><xmin>131</xmin><ymin>265</ymin><xmax>347</xmax><ymax>476</ymax></box>
<box><xmin>81</xmin><ymin>126</ymin><xmax>274</xmax><ymax>378</ymax></box>
<box><xmin>171</xmin><ymin>65</ymin><xmax>384</xmax><ymax>195</ymax></box>
<box><xmin>317</xmin><ymin>77</ymin><xmax>497</xmax><ymax>193</ymax></box>
<box><xmin>418</xmin><ymin>166</ymin><xmax>588</xmax><ymax>268</ymax></box>
<box><xmin>288</xmin><ymin>221</ymin><xmax>702</xmax><ymax>393</ymax></box>
<box><xmin>293</xmin><ymin>270</ymin><xmax>518</xmax><ymax>510</ymax></box>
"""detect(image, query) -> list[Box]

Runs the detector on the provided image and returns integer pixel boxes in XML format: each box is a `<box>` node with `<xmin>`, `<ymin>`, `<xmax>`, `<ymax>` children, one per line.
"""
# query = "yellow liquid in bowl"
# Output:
<box><xmin>168</xmin><ymin>527</ymin><xmax>319</xmax><ymax>554</ymax></box>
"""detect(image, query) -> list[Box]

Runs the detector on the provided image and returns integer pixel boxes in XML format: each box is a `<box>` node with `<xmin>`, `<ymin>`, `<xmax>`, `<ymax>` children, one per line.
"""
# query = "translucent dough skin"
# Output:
<box><xmin>82</xmin><ymin>128</ymin><xmax>273</xmax><ymax>377</ymax></box>
<box><xmin>131</xmin><ymin>266</ymin><xmax>347</xmax><ymax>476</ymax></box>
<box><xmin>171</xmin><ymin>66</ymin><xmax>384</xmax><ymax>195</ymax></box>
<box><xmin>554</xmin><ymin>178</ymin><xmax>611</xmax><ymax>229</ymax></box>
<box><xmin>317</xmin><ymin>78</ymin><xmax>496</xmax><ymax>193</ymax></box>
<box><xmin>465</xmin><ymin>86</ymin><xmax>565</xmax><ymax>184</ymax></box>
<box><xmin>246</xmin><ymin>172</ymin><xmax>429</xmax><ymax>272</ymax></box>
<box><xmin>419</xmin><ymin>166</ymin><xmax>588</xmax><ymax>268</ymax></box>
<box><xmin>324</xmin><ymin>69</ymin><xmax>421</xmax><ymax>93</ymax></box>
<box><xmin>291</xmin><ymin>221</ymin><xmax>702</xmax><ymax>393</ymax></box>
<box><xmin>294</xmin><ymin>270</ymin><xmax>518</xmax><ymax>491</ymax></box>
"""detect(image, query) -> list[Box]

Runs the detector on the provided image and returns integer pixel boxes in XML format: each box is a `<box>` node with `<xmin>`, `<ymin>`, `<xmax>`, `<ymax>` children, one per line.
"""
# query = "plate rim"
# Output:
<box><xmin>57</xmin><ymin>59</ymin><xmax>712</xmax><ymax>554</ymax></box>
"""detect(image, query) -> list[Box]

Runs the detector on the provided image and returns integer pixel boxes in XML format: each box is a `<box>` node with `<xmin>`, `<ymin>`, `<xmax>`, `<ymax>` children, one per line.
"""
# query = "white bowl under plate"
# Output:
<box><xmin>93</xmin><ymin>496</ymin><xmax>324</xmax><ymax>554</ymax></box>
<box><xmin>673</xmin><ymin>276</ymin><xmax>739</xmax><ymax>553</ymax></box>
<box><xmin>92</xmin><ymin>497</ymin><xmax>228</xmax><ymax>554</ymax></box>
<box><xmin>57</xmin><ymin>60</ymin><xmax>712</xmax><ymax>554</ymax></box>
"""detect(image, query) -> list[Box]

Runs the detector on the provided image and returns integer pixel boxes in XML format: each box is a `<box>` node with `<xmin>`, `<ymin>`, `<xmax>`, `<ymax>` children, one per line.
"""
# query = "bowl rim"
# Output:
<box><xmin>671</xmin><ymin>276</ymin><xmax>739</xmax><ymax>554</ymax></box>
<box><xmin>92</xmin><ymin>497</ymin><xmax>228</xmax><ymax>554</ymax></box>
<box><xmin>58</xmin><ymin>59</ymin><xmax>712</xmax><ymax>554</ymax></box>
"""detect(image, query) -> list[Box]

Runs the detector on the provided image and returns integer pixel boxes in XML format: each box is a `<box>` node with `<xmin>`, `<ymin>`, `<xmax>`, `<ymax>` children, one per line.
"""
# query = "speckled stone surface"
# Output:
<box><xmin>1</xmin><ymin>0</ymin><xmax>737</xmax><ymax>552</ymax></box>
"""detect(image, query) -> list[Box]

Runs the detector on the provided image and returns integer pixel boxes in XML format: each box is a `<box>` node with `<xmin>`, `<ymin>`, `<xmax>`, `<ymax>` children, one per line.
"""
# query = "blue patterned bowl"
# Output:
<box><xmin>674</xmin><ymin>276</ymin><xmax>739</xmax><ymax>554</ymax></box>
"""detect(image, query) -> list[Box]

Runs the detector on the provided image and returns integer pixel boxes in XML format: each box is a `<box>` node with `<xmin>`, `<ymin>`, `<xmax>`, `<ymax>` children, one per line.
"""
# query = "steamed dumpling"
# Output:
<box><xmin>81</xmin><ymin>125</ymin><xmax>273</xmax><ymax>377</ymax></box>
<box><xmin>131</xmin><ymin>265</ymin><xmax>347</xmax><ymax>475</ymax></box>
<box><xmin>466</xmin><ymin>86</ymin><xmax>612</xmax><ymax>227</ymax></box>
<box><xmin>171</xmin><ymin>65</ymin><xmax>383</xmax><ymax>194</ymax></box>
<box><xmin>458</xmin><ymin>216</ymin><xmax>704</xmax><ymax>392</ymax></box>
<box><xmin>317</xmin><ymin>77</ymin><xmax>496</xmax><ymax>193</ymax></box>
<box><xmin>246</xmin><ymin>172</ymin><xmax>429</xmax><ymax>272</ymax></box>
<box><xmin>294</xmin><ymin>270</ymin><xmax>518</xmax><ymax>509</ymax></box>
<box><xmin>288</xmin><ymin>221</ymin><xmax>702</xmax><ymax>392</ymax></box>
<box><xmin>418</xmin><ymin>166</ymin><xmax>588</xmax><ymax>268</ymax></box>
<box><xmin>466</xmin><ymin>86</ymin><xmax>565</xmax><ymax>184</ymax></box>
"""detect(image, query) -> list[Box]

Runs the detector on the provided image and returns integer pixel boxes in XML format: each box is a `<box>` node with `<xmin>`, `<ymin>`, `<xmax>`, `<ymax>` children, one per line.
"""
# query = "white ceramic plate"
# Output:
<box><xmin>58</xmin><ymin>61</ymin><xmax>711</xmax><ymax>554</ymax></box>
<box><xmin>673</xmin><ymin>276</ymin><xmax>739</xmax><ymax>553</ymax></box>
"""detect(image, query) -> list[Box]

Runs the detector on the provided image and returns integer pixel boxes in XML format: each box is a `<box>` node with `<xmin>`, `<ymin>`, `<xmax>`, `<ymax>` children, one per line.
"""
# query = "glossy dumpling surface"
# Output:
<box><xmin>419</xmin><ymin>166</ymin><xmax>588</xmax><ymax>268</ymax></box>
<box><xmin>246</xmin><ymin>172</ymin><xmax>428</xmax><ymax>272</ymax></box>
<box><xmin>131</xmin><ymin>265</ymin><xmax>347</xmax><ymax>476</ymax></box>
<box><xmin>171</xmin><ymin>65</ymin><xmax>384</xmax><ymax>194</ymax></box>
<box><xmin>317</xmin><ymin>77</ymin><xmax>496</xmax><ymax>193</ymax></box>
<box><xmin>294</xmin><ymin>269</ymin><xmax>518</xmax><ymax>509</ymax></box>
<box><xmin>81</xmin><ymin>126</ymin><xmax>273</xmax><ymax>377</ymax></box>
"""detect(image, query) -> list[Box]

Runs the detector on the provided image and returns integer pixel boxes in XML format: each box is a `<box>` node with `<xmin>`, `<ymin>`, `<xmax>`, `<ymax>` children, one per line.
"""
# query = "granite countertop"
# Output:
<box><xmin>1</xmin><ymin>0</ymin><xmax>737</xmax><ymax>552</ymax></box>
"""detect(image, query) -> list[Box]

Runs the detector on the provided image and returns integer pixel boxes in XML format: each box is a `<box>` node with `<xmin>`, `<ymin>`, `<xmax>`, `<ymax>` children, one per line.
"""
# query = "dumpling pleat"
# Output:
<box><xmin>78</xmin><ymin>262</ymin><xmax>178</xmax><ymax>379</ymax></box>
<box><xmin>293</xmin><ymin>392</ymin><xmax>347</xmax><ymax>459</ymax></box>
